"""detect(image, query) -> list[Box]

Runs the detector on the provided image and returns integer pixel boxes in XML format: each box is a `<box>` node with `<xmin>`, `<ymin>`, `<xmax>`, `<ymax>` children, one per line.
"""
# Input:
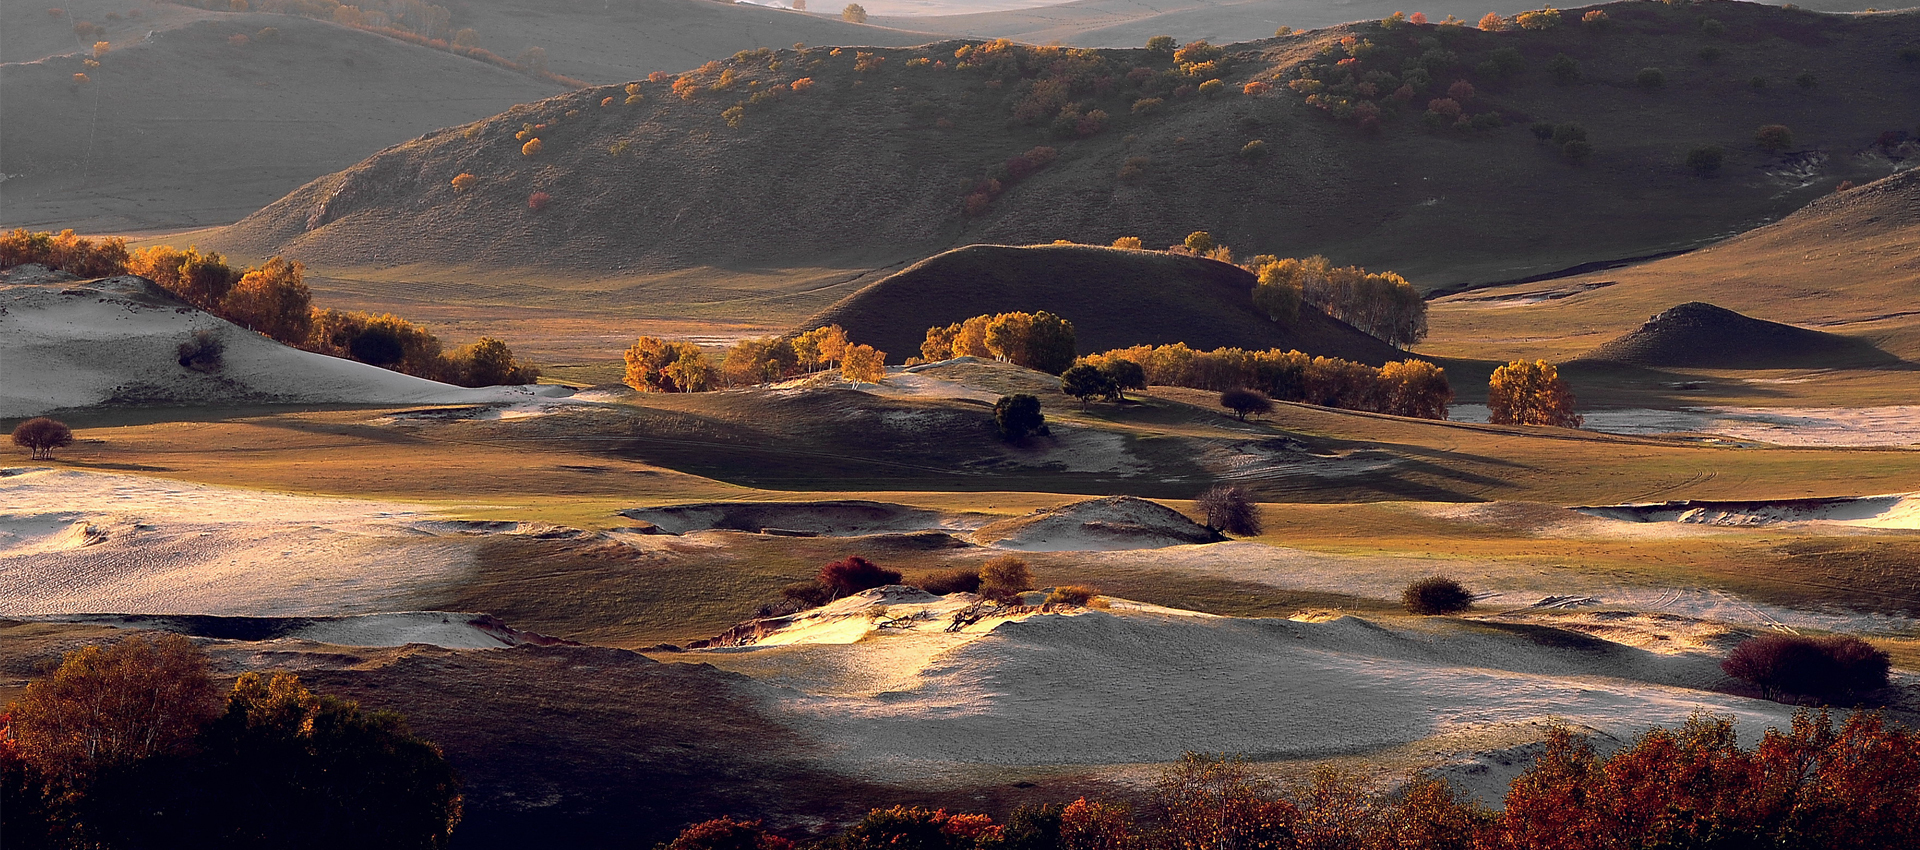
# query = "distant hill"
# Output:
<box><xmin>1427</xmin><ymin>168</ymin><xmax>1920</xmax><ymax>363</ymax></box>
<box><xmin>804</xmin><ymin>243</ymin><xmax>1409</xmax><ymax>363</ymax></box>
<box><xmin>212</xmin><ymin>1</ymin><xmax>1920</xmax><ymax>296</ymax></box>
<box><xmin>0</xmin><ymin>14</ymin><xmax>564</xmax><ymax>231</ymax></box>
<box><xmin>875</xmin><ymin>0</ymin><xmax>1885</xmax><ymax>48</ymax></box>
<box><xmin>1575</xmin><ymin>301</ymin><xmax>1902</xmax><ymax>369</ymax></box>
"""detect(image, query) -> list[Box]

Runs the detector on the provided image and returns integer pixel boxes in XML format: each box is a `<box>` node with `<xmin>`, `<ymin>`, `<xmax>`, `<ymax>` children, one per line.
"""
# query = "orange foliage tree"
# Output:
<box><xmin>221</xmin><ymin>256</ymin><xmax>313</xmax><ymax>344</ymax></box>
<box><xmin>1487</xmin><ymin>359</ymin><xmax>1582</xmax><ymax>427</ymax></box>
<box><xmin>624</xmin><ymin>336</ymin><xmax>713</xmax><ymax>392</ymax></box>
<box><xmin>840</xmin><ymin>344</ymin><xmax>887</xmax><ymax>385</ymax></box>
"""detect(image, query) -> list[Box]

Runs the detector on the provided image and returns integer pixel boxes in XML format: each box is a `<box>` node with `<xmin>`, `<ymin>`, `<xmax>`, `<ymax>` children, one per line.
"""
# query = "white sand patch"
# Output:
<box><xmin>1409</xmin><ymin>502</ymin><xmax>1729</xmax><ymax>540</ymax></box>
<box><xmin>0</xmin><ymin>468</ymin><xmax>475</xmax><ymax>616</ymax></box>
<box><xmin>702</xmin><ymin>595</ymin><xmax>1804</xmax><ymax>779</ymax></box>
<box><xmin>864</xmin><ymin>370</ymin><xmax>1002</xmax><ymax>405</ymax></box>
<box><xmin>0</xmin><ymin>276</ymin><xmax>566</xmax><ymax>417</ymax></box>
<box><xmin>1450</xmin><ymin>404</ymin><xmax>1920</xmax><ymax>447</ymax></box>
<box><xmin>1575</xmin><ymin>493</ymin><xmax>1920</xmax><ymax>531</ymax></box>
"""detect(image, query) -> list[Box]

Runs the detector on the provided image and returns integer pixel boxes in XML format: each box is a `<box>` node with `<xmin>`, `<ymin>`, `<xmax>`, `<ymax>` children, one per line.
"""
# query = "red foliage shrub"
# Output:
<box><xmin>664</xmin><ymin>818</ymin><xmax>793</xmax><ymax>850</ymax></box>
<box><xmin>527</xmin><ymin>191</ymin><xmax>551</xmax><ymax>211</ymax></box>
<box><xmin>1447</xmin><ymin>79</ymin><xmax>1475</xmax><ymax>101</ymax></box>
<box><xmin>1723</xmin><ymin>634</ymin><xmax>1890</xmax><ymax>698</ymax></box>
<box><xmin>1427</xmin><ymin>97</ymin><xmax>1462</xmax><ymax>118</ymax></box>
<box><xmin>818</xmin><ymin>556</ymin><xmax>902</xmax><ymax>596</ymax></box>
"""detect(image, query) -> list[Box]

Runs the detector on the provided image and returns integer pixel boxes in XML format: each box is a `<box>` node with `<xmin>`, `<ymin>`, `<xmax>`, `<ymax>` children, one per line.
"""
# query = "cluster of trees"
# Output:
<box><xmin>1077</xmin><ymin>345</ymin><xmax>1454</xmax><ymax>420</ymax></box>
<box><xmin>1</xmin><ymin>634</ymin><xmax>461</xmax><ymax>848</ymax></box>
<box><xmin>920</xmin><ymin>312</ymin><xmax>1077</xmax><ymax>375</ymax></box>
<box><xmin>1059</xmin><ymin>361</ymin><xmax>1146</xmax><ymax>406</ymax></box>
<box><xmin>1248</xmin><ymin>254</ymin><xmax>1428</xmax><ymax>347</ymax></box>
<box><xmin>666</xmin><ymin>711</ymin><xmax>1920</xmax><ymax>850</ymax></box>
<box><xmin>11</xmin><ymin>418</ymin><xmax>74</xmax><ymax>460</ymax></box>
<box><xmin>1486</xmin><ymin>360</ymin><xmax>1580</xmax><ymax>428</ymax></box>
<box><xmin>0</xmin><ymin>230</ymin><xmax>539</xmax><ymax>387</ymax></box>
<box><xmin>623</xmin><ymin>326</ymin><xmax>886</xmax><ymax>393</ymax></box>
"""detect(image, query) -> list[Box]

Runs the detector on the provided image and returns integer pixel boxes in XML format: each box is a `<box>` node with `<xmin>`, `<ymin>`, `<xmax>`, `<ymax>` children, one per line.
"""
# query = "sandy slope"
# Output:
<box><xmin>698</xmin><ymin>588</ymin><xmax>1809</xmax><ymax>782</ymax></box>
<box><xmin>1450</xmin><ymin>404</ymin><xmax>1920</xmax><ymax>447</ymax></box>
<box><xmin>0</xmin><ymin>273</ymin><xmax>566</xmax><ymax>417</ymax></box>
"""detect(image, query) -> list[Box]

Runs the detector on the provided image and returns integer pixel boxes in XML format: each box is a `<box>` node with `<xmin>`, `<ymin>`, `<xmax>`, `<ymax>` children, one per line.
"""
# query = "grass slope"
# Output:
<box><xmin>804</xmin><ymin>243</ymin><xmax>1410</xmax><ymax>362</ymax></box>
<box><xmin>1425</xmin><ymin>167</ymin><xmax>1920</xmax><ymax>392</ymax></box>
<box><xmin>0</xmin><ymin>13</ymin><xmax>564</xmax><ymax>231</ymax></box>
<box><xmin>211</xmin><ymin>2</ymin><xmax>1920</xmax><ymax>295</ymax></box>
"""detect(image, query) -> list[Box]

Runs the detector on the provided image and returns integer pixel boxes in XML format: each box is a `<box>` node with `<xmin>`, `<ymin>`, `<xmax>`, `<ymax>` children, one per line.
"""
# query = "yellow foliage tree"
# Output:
<box><xmin>1379</xmin><ymin>359</ymin><xmax>1453</xmax><ymax>419</ymax></box>
<box><xmin>624</xmin><ymin>336</ymin><xmax>712</xmax><ymax>392</ymax></box>
<box><xmin>1111</xmin><ymin>236</ymin><xmax>1143</xmax><ymax>250</ymax></box>
<box><xmin>92</xmin><ymin>40</ymin><xmax>109</xmax><ymax>57</ymax></box>
<box><xmin>841</xmin><ymin>343</ymin><xmax>886</xmax><ymax>385</ymax></box>
<box><xmin>793</xmin><ymin>324</ymin><xmax>849</xmax><ymax>371</ymax></box>
<box><xmin>520</xmin><ymin>138</ymin><xmax>542</xmax><ymax>156</ymax></box>
<box><xmin>1478</xmin><ymin>12</ymin><xmax>1509</xmax><ymax>30</ymax></box>
<box><xmin>1487</xmin><ymin>360</ymin><xmax>1582</xmax><ymax>427</ymax></box>
<box><xmin>5</xmin><ymin>633</ymin><xmax>220</xmax><ymax>783</ymax></box>
<box><xmin>841</xmin><ymin>2</ymin><xmax>866</xmax><ymax>22</ymax></box>
<box><xmin>127</xmin><ymin>244</ymin><xmax>239</xmax><ymax>310</ymax></box>
<box><xmin>450</xmin><ymin>172</ymin><xmax>477</xmax><ymax>192</ymax></box>
<box><xmin>221</xmin><ymin>256</ymin><xmax>312</xmax><ymax>344</ymax></box>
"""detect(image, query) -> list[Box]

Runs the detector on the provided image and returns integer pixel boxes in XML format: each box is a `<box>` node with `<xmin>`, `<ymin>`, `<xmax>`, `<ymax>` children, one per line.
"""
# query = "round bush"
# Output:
<box><xmin>1403</xmin><ymin>576</ymin><xmax>1473</xmax><ymax>615</ymax></box>
<box><xmin>1721</xmin><ymin>634</ymin><xmax>1890</xmax><ymax>699</ymax></box>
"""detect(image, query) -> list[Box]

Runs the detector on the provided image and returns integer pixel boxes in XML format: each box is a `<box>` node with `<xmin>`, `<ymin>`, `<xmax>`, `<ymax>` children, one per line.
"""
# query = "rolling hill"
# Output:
<box><xmin>1426</xmin><ymin>166</ymin><xmax>1920</xmax><ymax>366</ymax></box>
<box><xmin>0</xmin><ymin>13</ymin><xmax>565</xmax><ymax>231</ymax></box>
<box><xmin>1575</xmin><ymin>301</ymin><xmax>1903</xmax><ymax>369</ymax></box>
<box><xmin>805</xmin><ymin>243</ymin><xmax>1410</xmax><ymax>362</ymax></box>
<box><xmin>209</xmin><ymin>1</ymin><xmax>1920</xmax><ymax>298</ymax></box>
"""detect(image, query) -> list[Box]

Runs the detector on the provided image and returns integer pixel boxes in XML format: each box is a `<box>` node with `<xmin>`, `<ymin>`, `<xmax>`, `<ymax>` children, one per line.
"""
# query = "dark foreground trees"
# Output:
<box><xmin>996</xmin><ymin>394</ymin><xmax>1047</xmax><ymax>440</ymax></box>
<box><xmin>664</xmin><ymin>708</ymin><xmax>1920</xmax><ymax>850</ymax></box>
<box><xmin>11</xmin><ymin>418</ymin><xmax>73</xmax><ymax>460</ymax></box>
<box><xmin>2</xmin><ymin>634</ymin><xmax>461</xmax><ymax>849</ymax></box>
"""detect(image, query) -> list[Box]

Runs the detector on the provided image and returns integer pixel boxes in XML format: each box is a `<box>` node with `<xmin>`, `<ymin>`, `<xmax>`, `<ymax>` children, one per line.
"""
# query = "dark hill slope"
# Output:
<box><xmin>213</xmin><ymin>2</ymin><xmax>1920</xmax><ymax>292</ymax></box>
<box><xmin>0</xmin><ymin>15</ymin><xmax>563</xmax><ymax>231</ymax></box>
<box><xmin>806</xmin><ymin>244</ymin><xmax>1409</xmax><ymax>363</ymax></box>
<box><xmin>1576</xmin><ymin>301</ymin><xmax>1902</xmax><ymax>368</ymax></box>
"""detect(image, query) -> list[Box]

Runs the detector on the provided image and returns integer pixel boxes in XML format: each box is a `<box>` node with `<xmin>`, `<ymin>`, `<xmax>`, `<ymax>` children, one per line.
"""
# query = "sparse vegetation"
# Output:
<box><xmin>1487</xmin><ymin>359</ymin><xmax>1582</xmax><ymax>427</ymax></box>
<box><xmin>176</xmin><ymin>330</ymin><xmax>225</xmax><ymax>373</ymax></box>
<box><xmin>12</xmin><ymin>417</ymin><xmax>75</xmax><ymax>460</ymax></box>
<box><xmin>918</xmin><ymin>568</ymin><xmax>981</xmax><ymax>595</ymax></box>
<box><xmin>1045</xmin><ymin>585</ymin><xmax>1099</xmax><ymax>606</ymax></box>
<box><xmin>1636</xmin><ymin>67</ymin><xmax>1667</xmax><ymax>90</ymax></box>
<box><xmin>818</xmin><ymin>556</ymin><xmax>901</xmax><ymax>596</ymax></box>
<box><xmin>1686</xmin><ymin>144</ymin><xmax>1726</xmax><ymax>176</ymax></box>
<box><xmin>1196</xmin><ymin>485</ymin><xmax>1261</xmax><ymax>536</ymax></box>
<box><xmin>1722</xmin><ymin>634</ymin><xmax>1890</xmax><ymax>700</ymax></box>
<box><xmin>978</xmin><ymin>556</ymin><xmax>1034</xmax><ymax>601</ymax></box>
<box><xmin>1401</xmin><ymin>576</ymin><xmax>1473</xmax><ymax>614</ymax></box>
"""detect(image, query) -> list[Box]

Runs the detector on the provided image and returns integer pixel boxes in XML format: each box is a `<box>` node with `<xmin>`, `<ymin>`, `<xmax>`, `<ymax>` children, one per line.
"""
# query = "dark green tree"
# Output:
<box><xmin>1059</xmin><ymin>364</ymin><xmax>1116</xmax><ymax>408</ymax></box>
<box><xmin>995</xmin><ymin>394</ymin><xmax>1046</xmax><ymax>440</ymax></box>
<box><xmin>1100</xmin><ymin>359</ymin><xmax>1146</xmax><ymax>402</ymax></box>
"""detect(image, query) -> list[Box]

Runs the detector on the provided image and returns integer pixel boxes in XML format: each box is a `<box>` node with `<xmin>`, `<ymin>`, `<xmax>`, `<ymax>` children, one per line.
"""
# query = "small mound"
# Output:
<box><xmin>619</xmin><ymin>500</ymin><xmax>992</xmax><ymax>536</ymax></box>
<box><xmin>1575</xmin><ymin>493</ymin><xmax>1920</xmax><ymax>530</ymax></box>
<box><xmin>15</xmin><ymin>612</ymin><xmax>575</xmax><ymax>650</ymax></box>
<box><xmin>971</xmin><ymin>495</ymin><xmax>1223</xmax><ymax>551</ymax></box>
<box><xmin>1577</xmin><ymin>302</ymin><xmax>1900</xmax><ymax>370</ymax></box>
<box><xmin>803</xmin><ymin>244</ymin><xmax>1410</xmax><ymax>364</ymax></box>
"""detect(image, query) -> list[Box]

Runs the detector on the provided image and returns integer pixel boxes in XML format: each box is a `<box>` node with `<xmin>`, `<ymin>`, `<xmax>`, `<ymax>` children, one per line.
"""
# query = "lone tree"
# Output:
<box><xmin>1219</xmin><ymin>387</ymin><xmax>1274</xmax><ymax>421</ymax></box>
<box><xmin>1402</xmin><ymin>576</ymin><xmax>1473</xmax><ymax>614</ymax></box>
<box><xmin>995</xmin><ymin>394</ymin><xmax>1046</xmax><ymax>441</ymax></box>
<box><xmin>1196</xmin><ymin>485</ymin><xmax>1262</xmax><ymax>536</ymax></box>
<box><xmin>1487</xmin><ymin>360</ymin><xmax>1582</xmax><ymax>427</ymax></box>
<box><xmin>1101</xmin><ymin>359</ymin><xmax>1146</xmax><ymax>401</ymax></box>
<box><xmin>1756</xmin><ymin>124</ymin><xmax>1795</xmax><ymax>152</ymax></box>
<box><xmin>841</xmin><ymin>2</ymin><xmax>866</xmax><ymax>21</ymax></box>
<box><xmin>1059</xmin><ymin>364</ymin><xmax>1116</xmax><ymax>408</ymax></box>
<box><xmin>12</xmin><ymin>417</ymin><xmax>74</xmax><ymax>460</ymax></box>
<box><xmin>979</xmin><ymin>556</ymin><xmax>1035</xmax><ymax>602</ymax></box>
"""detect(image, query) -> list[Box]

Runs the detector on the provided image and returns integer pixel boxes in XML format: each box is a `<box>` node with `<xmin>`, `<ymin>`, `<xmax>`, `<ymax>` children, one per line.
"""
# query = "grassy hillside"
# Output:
<box><xmin>877</xmin><ymin>0</ymin><xmax>1889</xmax><ymax>48</ymax></box>
<box><xmin>0</xmin><ymin>14</ymin><xmax>564</xmax><ymax>231</ymax></box>
<box><xmin>211</xmin><ymin>1</ymin><xmax>1920</xmax><ymax>294</ymax></box>
<box><xmin>1425</xmin><ymin>167</ymin><xmax>1920</xmax><ymax>368</ymax></box>
<box><xmin>804</xmin><ymin>243</ymin><xmax>1410</xmax><ymax>362</ymax></box>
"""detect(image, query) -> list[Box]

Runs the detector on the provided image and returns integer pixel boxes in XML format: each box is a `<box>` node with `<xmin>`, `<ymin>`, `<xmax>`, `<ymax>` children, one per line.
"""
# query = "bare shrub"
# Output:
<box><xmin>979</xmin><ymin>556</ymin><xmax>1034</xmax><ymax>601</ymax></box>
<box><xmin>1196</xmin><ymin>485</ymin><xmax>1261</xmax><ymax>536</ymax></box>
<box><xmin>818</xmin><ymin>556</ymin><xmax>902</xmax><ymax>596</ymax></box>
<box><xmin>1722</xmin><ymin>634</ymin><xmax>1890</xmax><ymax>699</ymax></box>
<box><xmin>1402</xmin><ymin>576</ymin><xmax>1473</xmax><ymax>614</ymax></box>
<box><xmin>176</xmin><ymin>330</ymin><xmax>224</xmax><ymax>373</ymax></box>
<box><xmin>11</xmin><ymin>418</ymin><xmax>74</xmax><ymax>460</ymax></box>
<box><xmin>1045</xmin><ymin>585</ymin><xmax>1099</xmax><ymax>606</ymax></box>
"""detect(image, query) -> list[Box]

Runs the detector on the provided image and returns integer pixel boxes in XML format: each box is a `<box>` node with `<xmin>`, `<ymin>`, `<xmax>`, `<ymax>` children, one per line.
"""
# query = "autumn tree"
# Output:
<box><xmin>1487</xmin><ymin>360</ymin><xmax>1582</xmax><ymax>427</ymax></box>
<box><xmin>985</xmin><ymin>311</ymin><xmax>1077</xmax><ymax>374</ymax></box>
<box><xmin>664</xmin><ymin>817</ymin><xmax>795</xmax><ymax>850</ymax></box>
<box><xmin>1152</xmin><ymin>753</ymin><xmax>1296</xmax><ymax>850</ymax></box>
<box><xmin>1196</xmin><ymin>485</ymin><xmax>1261</xmax><ymax>536</ymax></box>
<box><xmin>222</xmin><ymin>257</ymin><xmax>312</xmax><ymax>345</ymax></box>
<box><xmin>1250</xmin><ymin>260</ymin><xmax>1303</xmax><ymax>323</ymax></box>
<box><xmin>624</xmin><ymin>336</ymin><xmax>713</xmax><ymax>392</ymax></box>
<box><xmin>127</xmin><ymin>245</ymin><xmax>239</xmax><ymax>311</ymax></box>
<box><xmin>793</xmin><ymin>324</ymin><xmax>850</xmax><ymax>372</ymax></box>
<box><xmin>11</xmin><ymin>418</ymin><xmax>75</xmax><ymax>461</ymax></box>
<box><xmin>841</xmin><ymin>2</ymin><xmax>866</xmax><ymax>22</ymax></box>
<box><xmin>841</xmin><ymin>343</ymin><xmax>887</xmax><ymax>385</ymax></box>
<box><xmin>5</xmin><ymin>634</ymin><xmax>220</xmax><ymax>784</ymax></box>
<box><xmin>1379</xmin><ymin>359</ymin><xmax>1452</xmax><ymax>419</ymax></box>
<box><xmin>448</xmin><ymin>337</ymin><xmax>538</xmax><ymax>386</ymax></box>
<box><xmin>721</xmin><ymin>337</ymin><xmax>801</xmax><ymax>386</ymax></box>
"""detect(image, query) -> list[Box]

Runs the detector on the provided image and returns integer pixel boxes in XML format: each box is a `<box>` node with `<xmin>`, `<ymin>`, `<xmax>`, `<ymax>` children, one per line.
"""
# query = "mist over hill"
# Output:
<box><xmin>212</xmin><ymin>1</ymin><xmax>1920</xmax><ymax>292</ymax></box>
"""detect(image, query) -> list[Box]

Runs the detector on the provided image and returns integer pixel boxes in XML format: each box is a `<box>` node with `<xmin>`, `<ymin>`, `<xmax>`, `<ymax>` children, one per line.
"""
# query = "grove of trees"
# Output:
<box><xmin>1486</xmin><ymin>360</ymin><xmax>1582</xmax><ymax>427</ymax></box>
<box><xmin>622</xmin><ymin>325</ymin><xmax>886</xmax><ymax>393</ymax></box>
<box><xmin>1</xmin><ymin>634</ymin><xmax>461</xmax><ymax>849</ymax></box>
<box><xmin>920</xmin><ymin>311</ymin><xmax>1077</xmax><ymax>375</ymax></box>
<box><xmin>1078</xmin><ymin>344</ymin><xmax>1453</xmax><ymax>420</ymax></box>
<box><xmin>1</xmin><ymin>229</ymin><xmax>539</xmax><ymax>388</ymax></box>
<box><xmin>1248</xmin><ymin>255</ymin><xmax>1427</xmax><ymax>346</ymax></box>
